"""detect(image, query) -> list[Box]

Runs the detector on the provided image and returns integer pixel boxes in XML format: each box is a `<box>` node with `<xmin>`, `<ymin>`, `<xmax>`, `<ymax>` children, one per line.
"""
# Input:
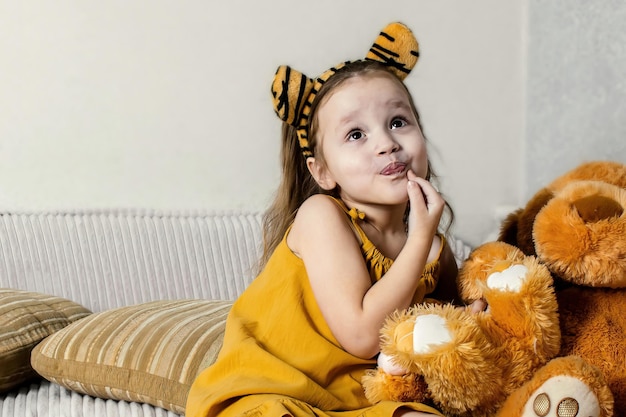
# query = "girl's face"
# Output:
<box><xmin>307</xmin><ymin>72</ymin><xmax>428</xmax><ymax>208</ymax></box>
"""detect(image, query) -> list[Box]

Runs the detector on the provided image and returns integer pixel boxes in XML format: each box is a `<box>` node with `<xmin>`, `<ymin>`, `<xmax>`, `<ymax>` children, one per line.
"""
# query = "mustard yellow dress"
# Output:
<box><xmin>186</xmin><ymin>198</ymin><xmax>445</xmax><ymax>417</ymax></box>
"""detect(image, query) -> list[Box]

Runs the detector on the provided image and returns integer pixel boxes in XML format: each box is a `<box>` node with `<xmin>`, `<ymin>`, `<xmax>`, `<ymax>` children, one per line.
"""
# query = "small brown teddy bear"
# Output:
<box><xmin>362</xmin><ymin>241</ymin><xmax>614</xmax><ymax>417</ymax></box>
<box><xmin>362</xmin><ymin>239</ymin><xmax>615</xmax><ymax>416</ymax></box>
<box><xmin>499</xmin><ymin>160</ymin><xmax>626</xmax><ymax>415</ymax></box>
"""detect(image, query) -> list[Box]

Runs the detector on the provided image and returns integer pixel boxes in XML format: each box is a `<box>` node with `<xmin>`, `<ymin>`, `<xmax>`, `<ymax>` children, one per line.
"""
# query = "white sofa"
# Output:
<box><xmin>0</xmin><ymin>209</ymin><xmax>472</xmax><ymax>417</ymax></box>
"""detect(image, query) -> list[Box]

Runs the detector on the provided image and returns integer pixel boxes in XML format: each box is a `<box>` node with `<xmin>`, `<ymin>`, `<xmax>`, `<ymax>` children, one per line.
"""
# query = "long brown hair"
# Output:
<box><xmin>259</xmin><ymin>60</ymin><xmax>454</xmax><ymax>270</ymax></box>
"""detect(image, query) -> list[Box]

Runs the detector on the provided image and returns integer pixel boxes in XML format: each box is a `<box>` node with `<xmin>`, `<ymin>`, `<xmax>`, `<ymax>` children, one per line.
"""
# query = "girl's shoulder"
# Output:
<box><xmin>295</xmin><ymin>194</ymin><xmax>347</xmax><ymax>225</ymax></box>
<box><xmin>287</xmin><ymin>194</ymin><xmax>361</xmax><ymax>264</ymax></box>
<box><xmin>288</xmin><ymin>195</ymin><xmax>354</xmax><ymax>250</ymax></box>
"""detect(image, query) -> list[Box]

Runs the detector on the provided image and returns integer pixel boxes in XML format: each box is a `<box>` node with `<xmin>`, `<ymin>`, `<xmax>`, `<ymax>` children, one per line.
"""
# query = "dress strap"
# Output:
<box><xmin>325</xmin><ymin>196</ymin><xmax>370</xmax><ymax>246</ymax></box>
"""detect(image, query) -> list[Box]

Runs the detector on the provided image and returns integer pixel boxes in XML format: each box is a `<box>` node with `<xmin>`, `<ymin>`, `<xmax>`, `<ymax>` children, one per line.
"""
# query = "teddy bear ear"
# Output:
<box><xmin>498</xmin><ymin>210</ymin><xmax>522</xmax><ymax>247</ymax></box>
<box><xmin>365</xmin><ymin>22</ymin><xmax>420</xmax><ymax>80</ymax></box>
<box><xmin>498</xmin><ymin>188</ymin><xmax>555</xmax><ymax>256</ymax></box>
<box><xmin>271</xmin><ymin>65</ymin><xmax>315</xmax><ymax>127</ymax></box>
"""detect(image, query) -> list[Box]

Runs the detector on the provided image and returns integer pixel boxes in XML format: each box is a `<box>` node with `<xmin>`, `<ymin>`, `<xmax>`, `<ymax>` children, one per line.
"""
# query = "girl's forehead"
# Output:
<box><xmin>320</xmin><ymin>74</ymin><xmax>411</xmax><ymax>113</ymax></box>
<box><xmin>335</xmin><ymin>72</ymin><xmax>404</xmax><ymax>94</ymax></box>
<box><xmin>320</xmin><ymin>72</ymin><xmax>407</xmax><ymax>97</ymax></box>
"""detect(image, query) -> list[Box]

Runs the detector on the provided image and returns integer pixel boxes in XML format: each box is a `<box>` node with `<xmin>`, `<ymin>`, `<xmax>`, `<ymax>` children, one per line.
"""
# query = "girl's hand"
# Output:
<box><xmin>406</xmin><ymin>170</ymin><xmax>445</xmax><ymax>238</ymax></box>
<box><xmin>466</xmin><ymin>299</ymin><xmax>488</xmax><ymax>314</ymax></box>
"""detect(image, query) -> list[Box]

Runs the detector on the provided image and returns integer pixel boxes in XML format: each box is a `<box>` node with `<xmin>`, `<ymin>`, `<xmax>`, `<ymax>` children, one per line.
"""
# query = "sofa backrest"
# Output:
<box><xmin>0</xmin><ymin>210</ymin><xmax>263</xmax><ymax>312</ymax></box>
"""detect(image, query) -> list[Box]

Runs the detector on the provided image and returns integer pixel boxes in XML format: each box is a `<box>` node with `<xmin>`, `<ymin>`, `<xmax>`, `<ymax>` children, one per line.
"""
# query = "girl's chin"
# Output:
<box><xmin>378</xmin><ymin>194</ymin><xmax>411</xmax><ymax>207</ymax></box>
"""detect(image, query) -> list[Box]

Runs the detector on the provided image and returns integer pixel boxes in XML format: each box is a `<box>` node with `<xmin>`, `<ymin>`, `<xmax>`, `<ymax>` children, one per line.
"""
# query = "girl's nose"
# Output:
<box><xmin>376</xmin><ymin>131</ymin><xmax>400</xmax><ymax>154</ymax></box>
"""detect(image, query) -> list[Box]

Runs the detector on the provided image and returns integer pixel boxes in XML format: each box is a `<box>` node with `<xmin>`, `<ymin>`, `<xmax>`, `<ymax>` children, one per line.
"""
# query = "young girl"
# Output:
<box><xmin>186</xmin><ymin>23</ymin><xmax>460</xmax><ymax>417</ymax></box>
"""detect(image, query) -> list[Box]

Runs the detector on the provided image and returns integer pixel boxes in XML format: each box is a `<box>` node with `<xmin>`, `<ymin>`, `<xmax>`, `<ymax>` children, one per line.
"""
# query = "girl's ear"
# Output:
<box><xmin>306</xmin><ymin>157</ymin><xmax>337</xmax><ymax>191</ymax></box>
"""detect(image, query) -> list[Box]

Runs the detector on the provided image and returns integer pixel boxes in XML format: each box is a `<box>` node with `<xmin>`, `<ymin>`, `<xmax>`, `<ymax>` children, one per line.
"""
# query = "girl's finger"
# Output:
<box><xmin>407</xmin><ymin>177</ymin><xmax>427</xmax><ymax>209</ymax></box>
<box><xmin>409</xmin><ymin>177</ymin><xmax>443</xmax><ymax>207</ymax></box>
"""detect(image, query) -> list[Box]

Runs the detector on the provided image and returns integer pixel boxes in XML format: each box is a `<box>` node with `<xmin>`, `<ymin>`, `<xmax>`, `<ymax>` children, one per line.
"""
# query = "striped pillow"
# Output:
<box><xmin>31</xmin><ymin>299</ymin><xmax>231</xmax><ymax>415</ymax></box>
<box><xmin>0</xmin><ymin>288</ymin><xmax>91</xmax><ymax>392</ymax></box>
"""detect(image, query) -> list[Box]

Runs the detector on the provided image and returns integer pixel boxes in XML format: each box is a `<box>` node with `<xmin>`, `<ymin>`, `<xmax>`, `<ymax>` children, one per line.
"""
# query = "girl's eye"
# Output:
<box><xmin>390</xmin><ymin>118</ymin><xmax>407</xmax><ymax>129</ymax></box>
<box><xmin>348</xmin><ymin>130</ymin><xmax>364</xmax><ymax>141</ymax></box>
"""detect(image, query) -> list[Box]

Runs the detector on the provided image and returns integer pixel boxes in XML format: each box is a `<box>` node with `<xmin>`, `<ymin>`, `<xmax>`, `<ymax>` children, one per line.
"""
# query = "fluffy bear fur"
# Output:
<box><xmin>362</xmin><ymin>241</ymin><xmax>564</xmax><ymax>417</ymax></box>
<box><xmin>499</xmin><ymin>160</ymin><xmax>626</xmax><ymax>414</ymax></box>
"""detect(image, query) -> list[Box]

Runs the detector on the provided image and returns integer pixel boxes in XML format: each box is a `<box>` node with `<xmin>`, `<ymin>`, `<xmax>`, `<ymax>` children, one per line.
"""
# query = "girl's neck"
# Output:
<box><xmin>342</xmin><ymin>199</ymin><xmax>408</xmax><ymax>260</ymax></box>
<box><xmin>340</xmin><ymin>197</ymin><xmax>407</xmax><ymax>235</ymax></box>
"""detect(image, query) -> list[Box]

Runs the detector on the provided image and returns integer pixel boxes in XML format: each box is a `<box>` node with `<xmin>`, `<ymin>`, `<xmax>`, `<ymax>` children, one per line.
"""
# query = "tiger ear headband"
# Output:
<box><xmin>270</xmin><ymin>22</ymin><xmax>419</xmax><ymax>158</ymax></box>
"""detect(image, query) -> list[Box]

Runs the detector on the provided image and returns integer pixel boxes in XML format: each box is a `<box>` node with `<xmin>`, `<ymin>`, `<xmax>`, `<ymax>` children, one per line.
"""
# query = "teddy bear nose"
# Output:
<box><xmin>573</xmin><ymin>195</ymin><xmax>623</xmax><ymax>222</ymax></box>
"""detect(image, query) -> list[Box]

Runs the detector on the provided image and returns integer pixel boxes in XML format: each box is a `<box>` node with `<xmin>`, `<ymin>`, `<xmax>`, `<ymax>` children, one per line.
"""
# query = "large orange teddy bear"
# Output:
<box><xmin>498</xmin><ymin>160</ymin><xmax>626</xmax><ymax>414</ymax></box>
<box><xmin>362</xmin><ymin>161</ymin><xmax>625</xmax><ymax>417</ymax></box>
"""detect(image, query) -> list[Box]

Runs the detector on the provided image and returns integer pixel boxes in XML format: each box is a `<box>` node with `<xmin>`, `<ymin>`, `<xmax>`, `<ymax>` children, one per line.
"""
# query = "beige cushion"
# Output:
<box><xmin>31</xmin><ymin>299</ymin><xmax>231</xmax><ymax>415</ymax></box>
<box><xmin>0</xmin><ymin>288</ymin><xmax>91</xmax><ymax>392</ymax></box>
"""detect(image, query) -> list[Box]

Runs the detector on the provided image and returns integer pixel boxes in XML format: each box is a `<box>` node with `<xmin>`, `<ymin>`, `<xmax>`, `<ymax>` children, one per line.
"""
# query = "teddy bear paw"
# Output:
<box><xmin>486</xmin><ymin>263</ymin><xmax>528</xmax><ymax>292</ymax></box>
<box><xmin>523</xmin><ymin>376</ymin><xmax>601</xmax><ymax>417</ymax></box>
<box><xmin>497</xmin><ymin>357</ymin><xmax>613</xmax><ymax>417</ymax></box>
<box><xmin>412</xmin><ymin>313</ymin><xmax>453</xmax><ymax>353</ymax></box>
<box><xmin>479</xmin><ymin>257</ymin><xmax>560</xmax><ymax>355</ymax></box>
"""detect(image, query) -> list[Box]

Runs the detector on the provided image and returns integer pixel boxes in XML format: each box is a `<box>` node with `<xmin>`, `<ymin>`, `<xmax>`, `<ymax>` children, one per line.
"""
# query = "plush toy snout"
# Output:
<box><xmin>573</xmin><ymin>195</ymin><xmax>623</xmax><ymax>222</ymax></box>
<box><xmin>533</xmin><ymin>180</ymin><xmax>626</xmax><ymax>288</ymax></box>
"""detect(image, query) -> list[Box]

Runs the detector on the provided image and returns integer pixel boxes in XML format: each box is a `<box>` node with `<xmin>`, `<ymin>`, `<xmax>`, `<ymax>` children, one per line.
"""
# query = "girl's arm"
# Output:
<box><xmin>289</xmin><ymin>177</ymin><xmax>444</xmax><ymax>359</ymax></box>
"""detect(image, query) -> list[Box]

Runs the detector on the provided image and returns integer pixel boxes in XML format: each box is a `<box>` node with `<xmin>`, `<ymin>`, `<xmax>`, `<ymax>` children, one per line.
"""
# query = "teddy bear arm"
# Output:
<box><xmin>481</xmin><ymin>258</ymin><xmax>561</xmax><ymax>360</ymax></box>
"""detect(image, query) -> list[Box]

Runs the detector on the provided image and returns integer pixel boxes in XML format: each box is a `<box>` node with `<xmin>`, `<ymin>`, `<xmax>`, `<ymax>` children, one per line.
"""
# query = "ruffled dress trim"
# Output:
<box><xmin>331</xmin><ymin>197</ymin><xmax>444</xmax><ymax>303</ymax></box>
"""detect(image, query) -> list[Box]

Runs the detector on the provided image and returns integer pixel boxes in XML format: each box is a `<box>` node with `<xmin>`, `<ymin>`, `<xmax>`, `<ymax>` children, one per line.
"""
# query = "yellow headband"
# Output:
<box><xmin>270</xmin><ymin>22</ymin><xmax>420</xmax><ymax>158</ymax></box>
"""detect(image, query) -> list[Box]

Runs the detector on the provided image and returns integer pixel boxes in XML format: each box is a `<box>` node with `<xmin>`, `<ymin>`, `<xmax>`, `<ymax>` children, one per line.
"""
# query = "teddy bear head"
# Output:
<box><xmin>499</xmin><ymin>161</ymin><xmax>626</xmax><ymax>288</ymax></box>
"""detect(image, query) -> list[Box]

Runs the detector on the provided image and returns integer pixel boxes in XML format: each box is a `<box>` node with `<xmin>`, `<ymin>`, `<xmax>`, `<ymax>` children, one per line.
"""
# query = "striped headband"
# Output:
<box><xmin>270</xmin><ymin>22</ymin><xmax>420</xmax><ymax>158</ymax></box>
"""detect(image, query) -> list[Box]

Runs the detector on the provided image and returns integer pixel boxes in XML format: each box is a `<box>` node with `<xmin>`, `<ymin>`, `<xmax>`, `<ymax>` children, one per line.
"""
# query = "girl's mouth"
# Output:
<box><xmin>380</xmin><ymin>162</ymin><xmax>407</xmax><ymax>176</ymax></box>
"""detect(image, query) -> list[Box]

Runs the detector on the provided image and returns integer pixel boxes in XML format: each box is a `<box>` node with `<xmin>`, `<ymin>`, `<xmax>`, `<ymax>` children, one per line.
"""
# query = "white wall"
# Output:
<box><xmin>1</xmin><ymin>1</ymin><xmax>526</xmax><ymax>246</ymax></box>
<box><xmin>526</xmin><ymin>0</ymin><xmax>626</xmax><ymax>198</ymax></box>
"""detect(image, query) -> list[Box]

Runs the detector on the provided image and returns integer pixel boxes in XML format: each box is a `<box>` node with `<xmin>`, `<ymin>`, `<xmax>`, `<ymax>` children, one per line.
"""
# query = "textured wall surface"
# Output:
<box><xmin>526</xmin><ymin>0</ymin><xmax>626</xmax><ymax>197</ymax></box>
